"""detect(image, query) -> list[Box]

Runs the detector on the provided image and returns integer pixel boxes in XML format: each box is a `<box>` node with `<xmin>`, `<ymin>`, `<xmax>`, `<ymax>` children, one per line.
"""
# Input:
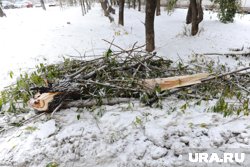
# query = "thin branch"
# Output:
<box><xmin>62</xmin><ymin>98</ymin><xmax>133</xmax><ymax>108</ymax></box>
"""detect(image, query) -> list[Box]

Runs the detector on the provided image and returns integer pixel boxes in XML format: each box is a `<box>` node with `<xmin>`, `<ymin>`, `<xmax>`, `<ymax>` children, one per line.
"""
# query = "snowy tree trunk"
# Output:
<box><xmin>118</xmin><ymin>0</ymin><xmax>125</xmax><ymax>25</ymax></box>
<box><xmin>0</xmin><ymin>7</ymin><xmax>6</xmax><ymax>17</ymax></box>
<box><xmin>87</xmin><ymin>0</ymin><xmax>91</xmax><ymax>10</ymax></box>
<box><xmin>100</xmin><ymin>0</ymin><xmax>114</xmax><ymax>22</ymax></box>
<box><xmin>80</xmin><ymin>0</ymin><xmax>86</xmax><ymax>15</ymax></box>
<box><xmin>138</xmin><ymin>0</ymin><xmax>141</xmax><ymax>11</ymax></box>
<box><xmin>156</xmin><ymin>0</ymin><xmax>161</xmax><ymax>16</ymax></box>
<box><xmin>186</xmin><ymin>0</ymin><xmax>203</xmax><ymax>36</ymax></box>
<box><xmin>145</xmin><ymin>0</ymin><xmax>157</xmax><ymax>52</ymax></box>
<box><xmin>197</xmin><ymin>0</ymin><xmax>203</xmax><ymax>24</ymax></box>
<box><xmin>132</xmin><ymin>0</ymin><xmax>136</xmax><ymax>9</ymax></box>
<box><xmin>127</xmin><ymin>0</ymin><xmax>131</xmax><ymax>8</ymax></box>
<box><xmin>40</xmin><ymin>0</ymin><xmax>46</xmax><ymax>10</ymax></box>
<box><xmin>191</xmin><ymin>0</ymin><xmax>198</xmax><ymax>36</ymax></box>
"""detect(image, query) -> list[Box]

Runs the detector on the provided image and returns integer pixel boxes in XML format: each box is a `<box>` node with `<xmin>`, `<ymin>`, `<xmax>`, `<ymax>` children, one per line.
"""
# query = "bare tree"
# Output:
<box><xmin>156</xmin><ymin>0</ymin><xmax>160</xmax><ymax>16</ymax></box>
<box><xmin>0</xmin><ymin>7</ymin><xmax>6</xmax><ymax>17</ymax></box>
<box><xmin>138</xmin><ymin>0</ymin><xmax>141</xmax><ymax>11</ymax></box>
<box><xmin>186</xmin><ymin>0</ymin><xmax>203</xmax><ymax>36</ymax></box>
<box><xmin>145</xmin><ymin>0</ymin><xmax>157</xmax><ymax>52</ymax></box>
<box><xmin>40</xmin><ymin>0</ymin><xmax>46</xmax><ymax>10</ymax></box>
<box><xmin>119</xmin><ymin>0</ymin><xmax>125</xmax><ymax>25</ymax></box>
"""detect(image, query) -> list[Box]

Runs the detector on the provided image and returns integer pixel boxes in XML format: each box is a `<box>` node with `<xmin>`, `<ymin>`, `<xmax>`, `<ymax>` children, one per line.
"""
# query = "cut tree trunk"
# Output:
<box><xmin>156</xmin><ymin>0</ymin><xmax>161</xmax><ymax>16</ymax></box>
<box><xmin>145</xmin><ymin>0</ymin><xmax>157</xmax><ymax>52</ymax></box>
<box><xmin>118</xmin><ymin>0</ymin><xmax>125</xmax><ymax>25</ymax></box>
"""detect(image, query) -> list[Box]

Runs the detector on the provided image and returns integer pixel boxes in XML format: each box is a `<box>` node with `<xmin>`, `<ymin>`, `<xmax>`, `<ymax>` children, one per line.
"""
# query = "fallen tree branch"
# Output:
<box><xmin>11</xmin><ymin>42</ymin><xmax>245</xmax><ymax>115</ymax></box>
<box><xmin>146</xmin><ymin>66</ymin><xmax>250</xmax><ymax>106</ymax></box>
<box><xmin>196</xmin><ymin>52</ymin><xmax>250</xmax><ymax>57</ymax></box>
<box><xmin>202</xmin><ymin>66</ymin><xmax>250</xmax><ymax>82</ymax></box>
<box><xmin>62</xmin><ymin>98</ymin><xmax>133</xmax><ymax>108</ymax></box>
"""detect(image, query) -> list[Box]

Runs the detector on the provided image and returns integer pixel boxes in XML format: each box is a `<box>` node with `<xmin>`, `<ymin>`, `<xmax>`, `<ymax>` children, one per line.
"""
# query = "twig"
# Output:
<box><xmin>67</xmin><ymin>66</ymin><xmax>88</xmax><ymax>79</ymax></box>
<box><xmin>114</xmin><ymin>52</ymin><xmax>156</xmax><ymax>70</ymax></box>
<box><xmin>82</xmin><ymin>65</ymin><xmax>107</xmax><ymax>79</ymax></box>
<box><xmin>133</xmin><ymin>64</ymin><xmax>141</xmax><ymax>78</ymax></box>
<box><xmin>102</xmin><ymin>39</ymin><xmax>146</xmax><ymax>55</ymax></box>
<box><xmin>102</xmin><ymin>39</ymin><xmax>126</xmax><ymax>52</ymax></box>
<box><xmin>196</xmin><ymin>52</ymin><xmax>250</xmax><ymax>56</ymax></box>
<box><xmin>202</xmin><ymin>66</ymin><xmax>250</xmax><ymax>82</ymax></box>
<box><xmin>51</xmin><ymin>102</ymin><xmax>64</xmax><ymax>117</ymax></box>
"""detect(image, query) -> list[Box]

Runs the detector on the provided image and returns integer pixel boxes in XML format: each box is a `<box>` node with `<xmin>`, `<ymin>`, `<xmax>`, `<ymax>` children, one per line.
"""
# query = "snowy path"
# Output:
<box><xmin>1</xmin><ymin>4</ymin><xmax>250</xmax><ymax>167</ymax></box>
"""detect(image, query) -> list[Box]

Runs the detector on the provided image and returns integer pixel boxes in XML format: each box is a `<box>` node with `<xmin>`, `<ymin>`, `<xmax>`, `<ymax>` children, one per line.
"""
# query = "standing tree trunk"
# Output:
<box><xmin>40</xmin><ymin>0</ymin><xmax>46</xmax><ymax>10</ymax></box>
<box><xmin>197</xmin><ymin>0</ymin><xmax>203</xmax><ymax>23</ymax></box>
<box><xmin>156</xmin><ymin>0</ymin><xmax>161</xmax><ymax>16</ymax></box>
<box><xmin>132</xmin><ymin>0</ymin><xmax>136</xmax><ymax>9</ymax></box>
<box><xmin>0</xmin><ymin>7</ymin><xmax>6</xmax><ymax>17</ymax></box>
<box><xmin>86</xmin><ymin>0</ymin><xmax>91</xmax><ymax>10</ymax></box>
<box><xmin>100</xmin><ymin>0</ymin><xmax>114</xmax><ymax>22</ymax></box>
<box><xmin>118</xmin><ymin>0</ymin><xmax>125</xmax><ymax>25</ymax></box>
<box><xmin>127</xmin><ymin>0</ymin><xmax>131</xmax><ymax>8</ymax></box>
<box><xmin>138</xmin><ymin>0</ymin><xmax>141</xmax><ymax>11</ymax></box>
<box><xmin>80</xmin><ymin>0</ymin><xmax>86</xmax><ymax>15</ymax></box>
<box><xmin>191</xmin><ymin>0</ymin><xmax>198</xmax><ymax>36</ymax></box>
<box><xmin>186</xmin><ymin>1</ymin><xmax>192</xmax><ymax>24</ymax></box>
<box><xmin>186</xmin><ymin>0</ymin><xmax>203</xmax><ymax>36</ymax></box>
<box><xmin>145</xmin><ymin>0</ymin><xmax>157</xmax><ymax>52</ymax></box>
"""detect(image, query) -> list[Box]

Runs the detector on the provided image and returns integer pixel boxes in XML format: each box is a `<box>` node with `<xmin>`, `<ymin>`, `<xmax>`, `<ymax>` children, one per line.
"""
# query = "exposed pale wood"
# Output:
<box><xmin>28</xmin><ymin>92</ymin><xmax>63</xmax><ymax>112</ymax></box>
<box><xmin>142</xmin><ymin>73</ymin><xmax>210</xmax><ymax>91</ymax></box>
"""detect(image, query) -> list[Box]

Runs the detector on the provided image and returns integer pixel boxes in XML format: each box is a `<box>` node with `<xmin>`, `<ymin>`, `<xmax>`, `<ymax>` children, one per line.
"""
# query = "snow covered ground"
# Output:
<box><xmin>0</xmin><ymin>4</ymin><xmax>250</xmax><ymax>167</ymax></box>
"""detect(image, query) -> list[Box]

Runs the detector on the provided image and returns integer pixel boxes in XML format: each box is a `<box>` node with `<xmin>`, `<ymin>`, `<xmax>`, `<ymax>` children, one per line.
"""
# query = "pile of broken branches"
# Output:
<box><xmin>5</xmin><ymin>41</ymin><xmax>250</xmax><ymax>116</ymax></box>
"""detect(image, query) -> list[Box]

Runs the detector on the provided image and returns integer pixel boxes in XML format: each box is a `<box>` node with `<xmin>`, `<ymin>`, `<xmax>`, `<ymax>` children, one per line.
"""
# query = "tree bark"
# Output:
<box><xmin>145</xmin><ymin>0</ymin><xmax>157</xmax><ymax>52</ymax></box>
<box><xmin>0</xmin><ymin>7</ymin><xmax>6</xmax><ymax>17</ymax></box>
<box><xmin>186</xmin><ymin>2</ymin><xmax>192</xmax><ymax>24</ymax></box>
<box><xmin>100</xmin><ymin>0</ymin><xmax>114</xmax><ymax>22</ymax></box>
<box><xmin>197</xmin><ymin>0</ymin><xmax>203</xmax><ymax>24</ymax></box>
<box><xmin>127</xmin><ymin>0</ymin><xmax>131</xmax><ymax>8</ymax></box>
<box><xmin>156</xmin><ymin>0</ymin><xmax>161</xmax><ymax>16</ymax></box>
<box><xmin>138</xmin><ymin>0</ymin><xmax>141</xmax><ymax>11</ymax></box>
<box><xmin>186</xmin><ymin>0</ymin><xmax>203</xmax><ymax>36</ymax></box>
<box><xmin>40</xmin><ymin>0</ymin><xmax>46</xmax><ymax>10</ymax></box>
<box><xmin>80</xmin><ymin>0</ymin><xmax>86</xmax><ymax>15</ymax></box>
<box><xmin>191</xmin><ymin>0</ymin><xmax>198</xmax><ymax>36</ymax></box>
<box><xmin>118</xmin><ymin>0</ymin><xmax>125</xmax><ymax>26</ymax></box>
<box><xmin>132</xmin><ymin>0</ymin><xmax>136</xmax><ymax>9</ymax></box>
